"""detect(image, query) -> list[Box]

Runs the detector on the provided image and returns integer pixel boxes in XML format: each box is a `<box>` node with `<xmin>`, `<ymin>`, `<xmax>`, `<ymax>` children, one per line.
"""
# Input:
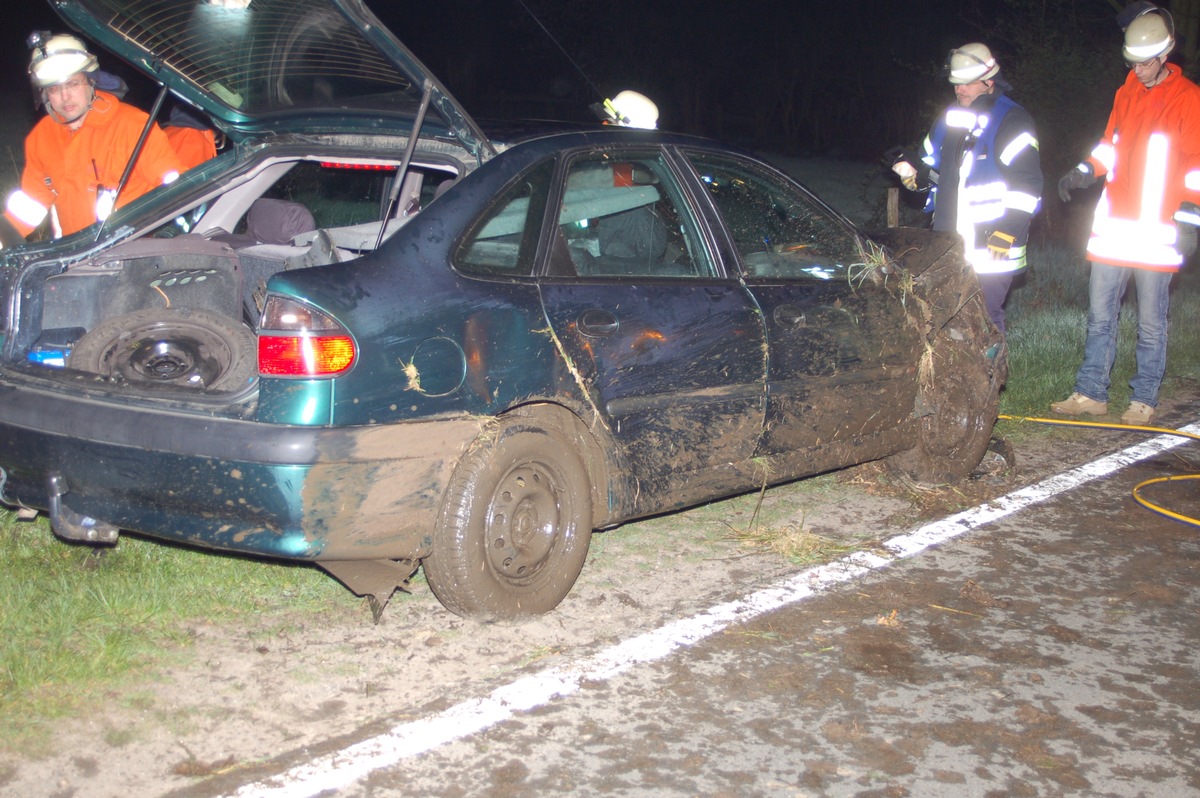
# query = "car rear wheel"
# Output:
<box><xmin>886</xmin><ymin>339</ymin><xmax>999</xmax><ymax>485</ymax></box>
<box><xmin>425</xmin><ymin>419</ymin><xmax>593</xmax><ymax>621</ymax></box>
<box><xmin>68</xmin><ymin>307</ymin><xmax>257</xmax><ymax>392</ymax></box>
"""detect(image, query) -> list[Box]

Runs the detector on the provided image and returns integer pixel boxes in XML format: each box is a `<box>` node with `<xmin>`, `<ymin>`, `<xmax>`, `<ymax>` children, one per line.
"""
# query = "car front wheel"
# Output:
<box><xmin>425</xmin><ymin>419</ymin><xmax>593</xmax><ymax>621</ymax></box>
<box><xmin>886</xmin><ymin>338</ymin><xmax>1000</xmax><ymax>485</ymax></box>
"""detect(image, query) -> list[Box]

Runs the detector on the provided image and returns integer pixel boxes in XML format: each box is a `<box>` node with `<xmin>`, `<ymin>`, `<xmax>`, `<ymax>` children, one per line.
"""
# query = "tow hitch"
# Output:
<box><xmin>46</xmin><ymin>473</ymin><xmax>119</xmax><ymax>544</ymax></box>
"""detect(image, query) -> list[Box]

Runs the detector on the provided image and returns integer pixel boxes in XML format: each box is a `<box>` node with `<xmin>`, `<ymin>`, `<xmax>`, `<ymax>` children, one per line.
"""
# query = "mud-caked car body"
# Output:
<box><xmin>0</xmin><ymin>0</ymin><xmax>1005</xmax><ymax>619</ymax></box>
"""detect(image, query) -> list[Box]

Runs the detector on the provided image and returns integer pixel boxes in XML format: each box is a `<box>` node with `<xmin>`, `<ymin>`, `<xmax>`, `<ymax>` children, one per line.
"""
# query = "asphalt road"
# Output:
<box><xmin>189</xmin><ymin>422</ymin><xmax>1200</xmax><ymax>798</ymax></box>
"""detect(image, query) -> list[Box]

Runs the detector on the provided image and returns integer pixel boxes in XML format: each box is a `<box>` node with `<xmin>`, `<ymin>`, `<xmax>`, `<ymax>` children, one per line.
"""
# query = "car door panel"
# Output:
<box><xmin>537</xmin><ymin>150</ymin><xmax>767</xmax><ymax>488</ymax></box>
<box><xmin>540</xmin><ymin>281</ymin><xmax>766</xmax><ymax>482</ymax></box>
<box><xmin>682</xmin><ymin>150</ymin><xmax>920</xmax><ymax>463</ymax></box>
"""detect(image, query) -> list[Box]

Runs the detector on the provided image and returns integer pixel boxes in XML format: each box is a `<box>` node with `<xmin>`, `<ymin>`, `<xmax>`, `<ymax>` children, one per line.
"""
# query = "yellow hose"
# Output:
<box><xmin>997</xmin><ymin>414</ymin><xmax>1200</xmax><ymax>528</ymax></box>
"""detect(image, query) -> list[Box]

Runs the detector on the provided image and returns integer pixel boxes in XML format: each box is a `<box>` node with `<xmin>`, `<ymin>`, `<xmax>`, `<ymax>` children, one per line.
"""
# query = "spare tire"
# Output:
<box><xmin>68</xmin><ymin>307</ymin><xmax>257</xmax><ymax>392</ymax></box>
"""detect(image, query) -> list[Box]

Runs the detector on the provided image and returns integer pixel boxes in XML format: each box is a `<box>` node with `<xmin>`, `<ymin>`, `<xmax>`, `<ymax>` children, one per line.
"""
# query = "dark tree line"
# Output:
<box><xmin>399</xmin><ymin>0</ymin><xmax>1199</xmax><ymax>241</ymax></box>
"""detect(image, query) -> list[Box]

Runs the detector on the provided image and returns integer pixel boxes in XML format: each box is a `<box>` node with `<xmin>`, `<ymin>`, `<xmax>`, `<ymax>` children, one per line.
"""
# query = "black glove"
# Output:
<box><xmin>1177</xmin><ymin>225</ymin><xmax>1197</xmax><ymax>258</ymax></box>
<box><xmin>1058</xmin><ymin>164</ymin><xmax>1096</xmax><ymax>203</ymax></box>
<box><xmin>1175</xmin><ymin>202</ymin><xmax>1200</xmax><ymax>257</ymax></box>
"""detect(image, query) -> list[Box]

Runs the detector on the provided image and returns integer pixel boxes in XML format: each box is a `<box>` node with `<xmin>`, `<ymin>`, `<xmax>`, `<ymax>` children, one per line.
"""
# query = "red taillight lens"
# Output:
<box><xmin>258</xmin><ymin>296</ymin><xmax>356</xmax><ymax>377</ymax></box>
<box><xmin>259</xmin><ymin>334</ymin><xmax>356</xmax><ymax>376</ymax></box>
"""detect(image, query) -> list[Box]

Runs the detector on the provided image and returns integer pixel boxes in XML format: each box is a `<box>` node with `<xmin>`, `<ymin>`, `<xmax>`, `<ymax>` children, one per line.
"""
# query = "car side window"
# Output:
<box><xmin>685</xmin><ymin>152</ymin><xmax>861</xmax><ymax>281</ymax></box>
<box><xmin>556</xmin><ymin>152</ymin><xmax>715</xmax><ymax>279</ymax></box>
<box><xmin>456</xmin><ymin>160</ymin><xmax>555</xmax><ymax>277</ymax></box>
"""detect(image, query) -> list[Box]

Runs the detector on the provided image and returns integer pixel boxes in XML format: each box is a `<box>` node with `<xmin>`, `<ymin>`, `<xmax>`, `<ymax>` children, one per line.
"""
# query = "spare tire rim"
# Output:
<box><xmin>115</xmin><ymin>328</ymin><xmax>225</xmax><ymax>387</ymax></box>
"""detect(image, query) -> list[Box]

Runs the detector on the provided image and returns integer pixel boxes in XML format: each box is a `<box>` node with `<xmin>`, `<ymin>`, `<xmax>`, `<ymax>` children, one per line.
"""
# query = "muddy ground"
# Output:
<box><xmin>349</xmin><ymin>431</ymin><xmax>1200</xmax><ymax>797</ymax></box>
<box><xmin>0</xmin><ymin>395</ymin><xmax>1196</xmax><ymax>797</ymax></box>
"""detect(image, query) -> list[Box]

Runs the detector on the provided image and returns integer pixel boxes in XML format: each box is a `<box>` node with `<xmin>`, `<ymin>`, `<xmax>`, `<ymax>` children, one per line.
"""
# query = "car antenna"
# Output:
<box><xmin>514</xmin><ymin>0</ymin><xmax>604</xmax><ymax>102</ymax></box>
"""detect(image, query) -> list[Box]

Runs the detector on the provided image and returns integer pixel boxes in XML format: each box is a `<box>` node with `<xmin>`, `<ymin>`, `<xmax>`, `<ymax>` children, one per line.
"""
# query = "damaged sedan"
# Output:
<box><xmin>0</xmin><ymin>0</ymin><xmax>1005</xmax><ymax>621</ymax></box>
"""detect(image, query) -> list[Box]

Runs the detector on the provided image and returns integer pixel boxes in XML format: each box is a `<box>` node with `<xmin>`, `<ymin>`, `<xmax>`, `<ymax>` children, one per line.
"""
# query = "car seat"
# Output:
<box><xmin>594</xmin><ymin>206</ymin><xmax>669</xmax><ymax>275</ymax></box>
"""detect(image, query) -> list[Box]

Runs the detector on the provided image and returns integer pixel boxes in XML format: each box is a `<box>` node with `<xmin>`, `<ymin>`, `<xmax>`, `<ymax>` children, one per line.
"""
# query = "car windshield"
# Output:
<box><xmin>68</xmin><ymin>0</ymin><xmax>421</xmax><ymax>117</ymax></box>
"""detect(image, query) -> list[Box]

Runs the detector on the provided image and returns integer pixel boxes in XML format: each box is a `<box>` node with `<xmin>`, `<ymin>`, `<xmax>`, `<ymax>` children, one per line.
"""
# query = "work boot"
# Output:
<box><xmin>1049</xmin><ymin>392</ymin><xmax>1107</xmax><ymax>416</ymax></box>
<box><xmin>1121</xmin><ymin>401</ymin><xmax>1155</xmax><ymax>425</ymax></box>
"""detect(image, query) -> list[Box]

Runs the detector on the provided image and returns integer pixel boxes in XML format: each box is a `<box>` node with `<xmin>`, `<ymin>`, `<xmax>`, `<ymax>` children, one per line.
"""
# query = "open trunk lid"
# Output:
<box><xmin>50</xmin><ymin>0</ymin><xmax>494</xmax><ymax>161</ymax></box>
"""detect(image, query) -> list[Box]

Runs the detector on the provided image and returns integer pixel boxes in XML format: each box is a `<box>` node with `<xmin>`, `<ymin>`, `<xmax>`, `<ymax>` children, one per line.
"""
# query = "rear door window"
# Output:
<box><xmin>455</xmin><ymin>160</ymin><xmax>555</xmax><ymax>277</ymax></box>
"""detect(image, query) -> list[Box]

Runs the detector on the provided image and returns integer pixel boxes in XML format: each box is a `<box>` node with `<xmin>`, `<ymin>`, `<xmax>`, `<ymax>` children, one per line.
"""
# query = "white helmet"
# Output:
<box><xmin>605</xmin><ymin>90</ymin><xmax>659</xmax><ymax>130</ymax></box>
<box><xmin>948</xmin><ymin>43</ymin><xmax>1000</xmax><ymax>85</ymax></box>
<box><xmin>29</xmin><ymin>33</ymin><xmax>98</xmax><ymax>90</ymax></box>
<box><xmin>1123</xmin><ymin>10</ymin><xmax>1174</xmax><ymax>63</ymax></box>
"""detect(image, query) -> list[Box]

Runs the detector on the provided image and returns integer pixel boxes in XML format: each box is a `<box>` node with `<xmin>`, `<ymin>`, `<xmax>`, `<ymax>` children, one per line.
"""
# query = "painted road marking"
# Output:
<box><xmin>229</xmin><ymin>422</ymin><xmax>1200</xmax><ymax>798</ymax></box>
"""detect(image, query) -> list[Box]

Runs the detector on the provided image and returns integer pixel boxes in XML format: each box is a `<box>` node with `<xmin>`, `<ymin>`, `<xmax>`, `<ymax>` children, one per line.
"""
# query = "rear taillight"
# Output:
<box><xmin>258</xmin><ymin>297</ymin><xmax>356</xmax><ymax>377</ymax></box>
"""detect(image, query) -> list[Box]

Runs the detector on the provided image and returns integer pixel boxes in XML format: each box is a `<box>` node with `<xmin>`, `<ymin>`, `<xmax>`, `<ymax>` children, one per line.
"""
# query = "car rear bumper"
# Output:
<box><xmin>0</xmin><ymin>383</ymin><xmax>486</xmax><ymax>560</ymax></box>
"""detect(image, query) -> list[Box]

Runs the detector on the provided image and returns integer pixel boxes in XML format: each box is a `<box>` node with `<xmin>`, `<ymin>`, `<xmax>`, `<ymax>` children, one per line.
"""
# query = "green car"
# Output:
<box><xmin>0</xmin><ymin>0</ymin><xmax>1004</xmax><ymax>620</ymax></box>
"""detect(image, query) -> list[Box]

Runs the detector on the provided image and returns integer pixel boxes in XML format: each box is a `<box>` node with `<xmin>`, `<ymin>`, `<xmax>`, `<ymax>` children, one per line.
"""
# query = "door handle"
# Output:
<box><xmin>773</xmin><ymin>304</ymin><xmax>806</xmax><ymax>327</ymax></box>
<box><xmin>578</xmin><ymin>308</ymin><xmax>620</xmax><ymax>337</ymax></box>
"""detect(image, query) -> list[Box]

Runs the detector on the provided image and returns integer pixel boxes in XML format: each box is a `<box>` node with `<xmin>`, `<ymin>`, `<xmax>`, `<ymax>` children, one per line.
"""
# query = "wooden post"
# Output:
<box><xmin>887</xmin><ymin>187</ymin><xmax>899</xmax><ymax>228</ymax></box>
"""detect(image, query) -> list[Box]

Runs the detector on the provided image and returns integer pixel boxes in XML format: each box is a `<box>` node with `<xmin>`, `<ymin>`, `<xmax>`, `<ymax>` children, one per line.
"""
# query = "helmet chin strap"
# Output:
<box><xmin>1152</xmin><ymin>60</ymin><xmax>1169</xmax><ymax>86</ymax></box>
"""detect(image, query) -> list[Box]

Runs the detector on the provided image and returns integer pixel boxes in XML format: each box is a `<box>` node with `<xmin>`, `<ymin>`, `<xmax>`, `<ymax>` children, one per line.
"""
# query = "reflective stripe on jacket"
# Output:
<box><xmin>1084</xmin><ymin>64</ymin><xmax>1200</xmax><ymax>271</ymax></box>
<box><xmin>921</xmin><ymin>92</ymin><xmax>1043</xmax><ymax>274</ymax></box>
<box><xmin>4</xmin><ymin>90</ymin><xmax>183</xmax><ymax>238</ymax></box>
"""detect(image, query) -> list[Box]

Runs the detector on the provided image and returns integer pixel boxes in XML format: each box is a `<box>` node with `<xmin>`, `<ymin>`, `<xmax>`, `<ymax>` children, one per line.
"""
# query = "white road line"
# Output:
<box><xmin>229</xmin><ymin>422</ymin><xmax>1199</xmax><ymax>798</ymax></box>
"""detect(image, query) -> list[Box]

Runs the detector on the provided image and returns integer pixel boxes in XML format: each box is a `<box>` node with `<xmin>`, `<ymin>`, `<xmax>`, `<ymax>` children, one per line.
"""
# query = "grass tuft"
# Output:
<box><xmin>726</xmin><ymin>519</ymin><xmax>856</xmax><ymax>565</ymax></box>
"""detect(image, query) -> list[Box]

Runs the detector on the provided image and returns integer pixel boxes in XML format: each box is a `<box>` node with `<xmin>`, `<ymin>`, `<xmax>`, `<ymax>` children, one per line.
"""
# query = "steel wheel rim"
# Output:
<box><xmin>485</xmin><ymin>462</ymin><xmax>563</xmax><ymax>583</ymax></box>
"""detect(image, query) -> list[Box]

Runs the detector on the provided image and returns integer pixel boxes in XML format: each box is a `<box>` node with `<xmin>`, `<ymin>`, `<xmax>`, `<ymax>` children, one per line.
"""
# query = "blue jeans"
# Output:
<box><xmin>1073</xmin><ymin>262</ymin><xmax>1173</xmax><ymax>407</ymax></box>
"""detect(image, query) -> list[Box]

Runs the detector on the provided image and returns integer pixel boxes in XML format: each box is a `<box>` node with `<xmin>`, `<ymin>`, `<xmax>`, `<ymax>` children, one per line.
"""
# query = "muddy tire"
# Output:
<box><xmin>886</xmin><ymin>339</ymin><xmax>999</xmax><ymax>485</ymax></box>
<box><xmin>425</xmin><ymin>419</ymin><xmax>593</xmax><ymax>621</ymax></box>
<box><xmin>68</xmin><ymin>307</ymin><xmax>257</xmax><ymax>392</ymax></box>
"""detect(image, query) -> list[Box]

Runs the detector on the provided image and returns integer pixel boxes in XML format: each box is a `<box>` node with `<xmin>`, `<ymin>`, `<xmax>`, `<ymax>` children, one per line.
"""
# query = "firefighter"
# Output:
<box><xmin>594</xmin><ymin>90</ymin><xmax>659</xmax><ymax>130</ymax></box>
<box><xmin>1052</xmin><ymin>4</ymin><xmax>1200</xmax><ymax>425</ymax></box>
<box><xmin>889</xmin><ymin>43</ymin><xmax>1044</xmax><ymax>334</ymax></box>
<box><xmin>162</xmin><ymin>105</ymin><xmax>220</xmax><ymax>172</ymax></box>
<box><xmin>3</xmin><ymin>32</ymin><xmax>183</xmax><ymax>241</ymax></box>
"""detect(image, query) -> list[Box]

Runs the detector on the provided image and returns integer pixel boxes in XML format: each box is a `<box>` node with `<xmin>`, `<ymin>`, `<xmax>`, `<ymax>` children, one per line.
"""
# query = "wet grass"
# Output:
<box><xmin>0</xmin><ymin>514</ymin><xmax>350</xmax><ymax>752</ymax></box>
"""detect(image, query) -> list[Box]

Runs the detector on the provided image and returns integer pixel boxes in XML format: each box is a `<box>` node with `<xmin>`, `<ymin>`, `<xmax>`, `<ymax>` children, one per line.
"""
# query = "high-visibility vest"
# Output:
<box><xmin>922</xmin><ymin>93</ymin><xmax>1043</xmax><ymax>274</ymax></box>
<box><xmin>1084</xmin><ymin>64</ymin><xmax>1200</xmax><ymax>271</ymax></box>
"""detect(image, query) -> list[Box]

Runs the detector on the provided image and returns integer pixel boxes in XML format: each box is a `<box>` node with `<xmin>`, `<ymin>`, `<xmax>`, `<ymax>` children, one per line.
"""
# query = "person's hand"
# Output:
<box><xmin>892</xmin><ymin>160</ymin><xmax>919</xmax><ymax>191</ymax></box>
<box><xmin>986</xmin><ymin>230</ymin><xmax>1016</xmax><ymax>259</ymax></box>
<box><xmin>1177</xmin><ymin>223</ymin><xmax>1197</xmax><ymax>258</ymax></box>
<box><xmin>1173</xmin><ymin>202</ymin><xmax>1200</xmax><ymax>258</ymax></box>
<box><xmin>885</xmin><ymin>147</ymin><xmax>931</xmax><ymax>191</ymax></box>
<box><xmin>1058</xmin><ymin>164</ymin><xmax>1096</xmax><ymax>202</ymax></box>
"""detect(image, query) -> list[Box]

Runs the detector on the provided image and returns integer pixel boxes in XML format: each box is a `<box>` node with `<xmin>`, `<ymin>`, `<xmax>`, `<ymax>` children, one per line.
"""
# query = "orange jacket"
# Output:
<box><xmin>1084</xmin><ymin>64</ymin><xmax>1200</xmax><ymax>271</ymax></box>
<box><xmin>4</xmin><ymin>90</ymin><xmax>184</xmax><ymax>238</ymax></box>
<box><xmin>165</xmin><ymin>125</ymin><xmax>217</xmax><ymax>172</ymax></box>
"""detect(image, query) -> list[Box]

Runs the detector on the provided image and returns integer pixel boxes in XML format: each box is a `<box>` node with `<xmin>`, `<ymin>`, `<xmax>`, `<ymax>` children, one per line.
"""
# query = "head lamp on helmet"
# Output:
<box><xmin>28</xmin><ymin>32</ymin><xmax>98</xmax><ymax>91</ymax></box>
<box><xmin>947</xmin><ymin>43</ymin><xmax>1000</xmax><ymax>85</ymax></box>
